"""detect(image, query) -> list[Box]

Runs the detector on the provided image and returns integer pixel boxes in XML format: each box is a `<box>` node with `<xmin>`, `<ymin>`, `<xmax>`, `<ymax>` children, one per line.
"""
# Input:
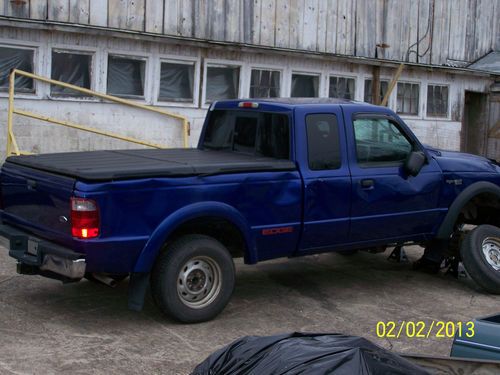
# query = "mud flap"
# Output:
<box><xmin>128</xmin><ymin>272</ymin><xmax>149</xmax><ymax>312</ymax></box>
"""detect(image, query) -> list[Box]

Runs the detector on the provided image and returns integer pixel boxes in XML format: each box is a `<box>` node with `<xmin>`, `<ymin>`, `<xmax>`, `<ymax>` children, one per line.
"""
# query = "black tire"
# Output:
<box><xmin>151</xmin><ymin>234</ymin><xmax>235</xmax><ymax>323</ymax></box>
<box><xmin>460</xmin><ymin>224</ymin><xmax>500</xmax><ymax>294</ymax></box>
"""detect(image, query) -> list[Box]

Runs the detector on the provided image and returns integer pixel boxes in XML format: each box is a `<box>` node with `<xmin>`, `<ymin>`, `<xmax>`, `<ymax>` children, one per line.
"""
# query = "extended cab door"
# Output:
<box><xmin>296</xmin><ymin>106</ymin><xmax>351</xmax><ymax>252</ymax></box>
<box><xmin>343</xmin><ymin>107</ymin><xmax>444</xmax><ymax>244</ymax></box>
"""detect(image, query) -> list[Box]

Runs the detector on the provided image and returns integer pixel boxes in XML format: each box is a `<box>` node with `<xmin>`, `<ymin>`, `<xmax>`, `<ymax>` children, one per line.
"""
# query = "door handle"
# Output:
<box><xmin>360</xmin><ymin>179</ymin><xmax>374</xmax><ymax>189</ymax></box>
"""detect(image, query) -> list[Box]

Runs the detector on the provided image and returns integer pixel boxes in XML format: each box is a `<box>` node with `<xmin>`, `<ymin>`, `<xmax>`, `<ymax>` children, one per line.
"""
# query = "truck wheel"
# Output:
<box><xmin>151</xmin><ymin>234</ymin><xmax>235</xmax><ymax>323</ymax></box>
<box><xmin>460</xmin><ymin>225</ymin><xmax>500</xmax><ymax>294</ymax></box>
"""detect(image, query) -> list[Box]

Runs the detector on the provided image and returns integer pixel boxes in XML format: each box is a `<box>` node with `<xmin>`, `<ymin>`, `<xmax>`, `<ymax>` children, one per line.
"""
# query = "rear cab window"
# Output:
<box><xmin>306</xmin><ymin>114</ymin><xmax>341</xmax><ymax>170</ymax></box>
<box><xmin>202</xmin><ymin>110</ymin><xmax>290</xmax><ymax>159</ymax></box>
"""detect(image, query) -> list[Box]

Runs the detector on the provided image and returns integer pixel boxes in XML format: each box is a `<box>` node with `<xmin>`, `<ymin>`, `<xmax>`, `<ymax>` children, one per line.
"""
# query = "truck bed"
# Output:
<box><xmin>5</xmin><ymin>149</ymin><xmax>296</xmax><ymax>181</ymax></box>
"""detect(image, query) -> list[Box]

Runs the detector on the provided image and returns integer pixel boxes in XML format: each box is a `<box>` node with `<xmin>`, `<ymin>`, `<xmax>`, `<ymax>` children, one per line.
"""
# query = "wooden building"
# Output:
<box><xmin>0</xmin><ymin>0</ymin><xmax>498</xmax><ymax>158</ymax></box>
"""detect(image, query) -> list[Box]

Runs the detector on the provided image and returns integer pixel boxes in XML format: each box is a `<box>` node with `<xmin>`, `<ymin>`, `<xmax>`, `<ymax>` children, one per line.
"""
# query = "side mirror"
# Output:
<box><xmin>404</xmin><ymin>151</ymin><xmax>426</xmax><ymax>177</ymax></box>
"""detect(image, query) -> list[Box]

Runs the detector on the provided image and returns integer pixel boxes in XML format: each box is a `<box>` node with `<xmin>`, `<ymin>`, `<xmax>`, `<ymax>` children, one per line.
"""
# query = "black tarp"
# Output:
<box><xmin>159</xmin><ymin>62</ymin><xmax>194</xmax><ymax>101</ymax></box>
<box><xmin>192</xmin><ymin>333</ymin><xmax>430</xmax><ymax>375</ymax></box>
<box><xmin>0</xmin><ymin>47</ymin><xmax>34</xmax><ymax>91</ymax></box>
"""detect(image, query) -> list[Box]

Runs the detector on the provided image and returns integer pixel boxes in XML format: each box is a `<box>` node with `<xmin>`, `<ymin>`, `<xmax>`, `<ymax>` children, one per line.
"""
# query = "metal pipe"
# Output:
<box><xmin>7</xmin><ymin>69</ymin><xmax>190</xmax><ymax>154</ymax></box>
<box><xmin>91</xmin><ymin>273</ymin><xmax>117</xmax><ymax>288</ymax></box>
<box><xmin>13</xmin><ymin>69</ymin><xmax>188</xmax><ymax>121</ymax></box>
<box><xmin>7</xmin><ymin>70</ymin><xmax>20</xmax><ymax>156</ymax></box>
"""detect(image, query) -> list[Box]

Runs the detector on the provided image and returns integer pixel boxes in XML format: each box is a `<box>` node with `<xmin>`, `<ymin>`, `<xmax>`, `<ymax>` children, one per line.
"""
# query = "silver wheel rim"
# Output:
<box><xmin>482</xmin><ymin>237</ymin><xmax>500</xmax><ymax>272</ymax></box>
<box><xmin>177</xmin><ymin>256</ymin><xmax>222</xmax><ymax>309</ymax></box>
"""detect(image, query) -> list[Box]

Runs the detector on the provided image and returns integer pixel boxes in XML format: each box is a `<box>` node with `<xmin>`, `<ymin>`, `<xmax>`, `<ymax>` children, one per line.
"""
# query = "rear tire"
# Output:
<box><xmin>460</xmin><ymin>225</ymin><xmax>500</xmax><ymax>294</ymax></box>
<box><xmin>151</xmin><ymin>234</ymin><xmax>235</xmax><ymax>323</ymax></box>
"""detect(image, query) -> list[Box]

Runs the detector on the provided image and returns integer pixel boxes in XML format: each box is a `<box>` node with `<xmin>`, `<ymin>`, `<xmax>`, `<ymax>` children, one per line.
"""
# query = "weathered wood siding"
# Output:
<box><xmin>0</xmin><ymin>0</ymin><xmax>498</xmax><ymax>65</ymax></box>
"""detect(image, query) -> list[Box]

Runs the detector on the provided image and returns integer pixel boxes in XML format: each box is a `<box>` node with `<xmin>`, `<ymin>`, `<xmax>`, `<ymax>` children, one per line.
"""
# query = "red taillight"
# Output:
<box><xmin>71</xmin><ymin>197</ymin><xmax>99</xmax><ymax>239</ymax></box>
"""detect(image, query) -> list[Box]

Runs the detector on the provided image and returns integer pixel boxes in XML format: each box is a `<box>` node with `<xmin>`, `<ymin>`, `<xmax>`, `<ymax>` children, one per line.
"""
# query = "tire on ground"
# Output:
<box><xmin>460</xmin><ymin>224</ymin><xmax>500</xmax><ymax>294</ymax></box>
<box><xmin>151</xmin><ymin>234</ymin><xmax>235</xmax><ymax>323</ymax></box>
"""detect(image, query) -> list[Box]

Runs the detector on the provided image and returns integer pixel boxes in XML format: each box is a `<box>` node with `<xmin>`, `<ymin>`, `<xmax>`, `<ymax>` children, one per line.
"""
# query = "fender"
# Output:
<box><xmin>132</xmin><ymin>201</ymin><xmax>256</xmax><ymax>273</ymax></box>
<box><xmin>436</xmin><ymin>181</ymin><xmax>500</xmax><ymax>239</ymax></box>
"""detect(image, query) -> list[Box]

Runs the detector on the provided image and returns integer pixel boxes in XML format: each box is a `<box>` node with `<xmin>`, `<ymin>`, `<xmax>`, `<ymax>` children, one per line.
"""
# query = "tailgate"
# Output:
<box><xmin>0</xmin><ymin>161</ymin><xmax>75</xmax><ymax>240</ymax></box>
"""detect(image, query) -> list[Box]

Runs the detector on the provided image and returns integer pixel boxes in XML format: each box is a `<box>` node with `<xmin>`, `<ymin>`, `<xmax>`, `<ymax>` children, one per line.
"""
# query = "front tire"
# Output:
<box><xmin>460</xmin><ymin>225</ymin><xmax>500</xmax><ymax>294</ymax></box>
<box><xmin>151</xmin><ymin>234</ymin><xmax>235</xmax><ymax>323</ymax></box>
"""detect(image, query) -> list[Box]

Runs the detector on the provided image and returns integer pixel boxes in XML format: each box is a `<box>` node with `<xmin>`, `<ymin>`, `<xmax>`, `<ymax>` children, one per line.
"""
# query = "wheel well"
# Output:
<box><xmin>166</xmin><ymin>216</ymin><xmax>246</xmax><ymax>259</ymax></box>
<box><xmin>456</xmin><ymin>192</ymin><xmax>500</xmax><ymax>228</ymax></box>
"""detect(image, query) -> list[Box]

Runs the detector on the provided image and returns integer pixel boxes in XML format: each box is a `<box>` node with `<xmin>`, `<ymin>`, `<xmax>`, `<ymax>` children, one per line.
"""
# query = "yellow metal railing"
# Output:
<box><xmin>6</xmin><ymin>69</ymin><xmax>190</xmax><ymax>156</ymax></box>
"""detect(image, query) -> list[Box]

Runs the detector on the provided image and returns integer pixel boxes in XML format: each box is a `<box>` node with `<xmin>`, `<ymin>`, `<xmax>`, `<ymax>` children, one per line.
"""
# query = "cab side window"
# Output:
<box><xmin>306</xmin><ymin>114</ymin><xmax>341</xmax><ymax>170</ymax></box>
<box><xmin>353</xmin><ymin>117</ymin><xmax>412</xmax><ymax>166</ymax></box>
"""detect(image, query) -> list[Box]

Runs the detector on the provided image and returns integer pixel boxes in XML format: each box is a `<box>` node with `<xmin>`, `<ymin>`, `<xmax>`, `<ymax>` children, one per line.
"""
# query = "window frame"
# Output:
<box><xmin>48</xmin><ymin>47</ymin><xmax>97</xmax><ymax>101</ymax></box>
<box><xmin>396</xmin><ymin>81</ymin><xmax>421</xmax><ymax>117</ymax></box>
<box><xmin>202</xmin><ymin>59</ymin><xmax>243</xmax><ymax>107</ymax></box>
<box><xmin>363</xmin><ymin>78</ymin><xmax>390</xmax><ymax>104</ymax></box>
<box><xmin>351</xmin><ymin>113</ymin><xmax>420</xmax><ymax>169</ymax></box>
<box><xmin>248</xmin><ymin>66</ymin><xmax>283</xmax><ymax>99</ymax></box>
<box><xmin>425</xmin><ymin>83</ymin><xmax>450</xmax><ymax>119</ymax></box>
<box><xmin>290</xmin><ymin>70</ymin><xmax>322</xmax><ymax>98</ymax></box>
<box><xmin>328</xmin><ymin>75</ymin><xmax>357</xmax><ymax>100</ymax></box>
<box><xmin>153</xmin><ymin>55</ymin><xmax>200</xmax><ymax>108</ymax></box>
<box><xmin>105</xmin><ymin>51</ymin><xmax>151</xmax><ymax>102</ymax></box>
<box><xmin>0</xmin><ymin>42</ymin><xmax>40</xmax><ymax>98</ymax></box>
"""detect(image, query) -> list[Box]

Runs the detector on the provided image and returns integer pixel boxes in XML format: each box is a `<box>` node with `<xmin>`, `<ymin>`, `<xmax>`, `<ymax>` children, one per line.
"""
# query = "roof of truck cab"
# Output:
<box><xmin>213</xmin><ymin>98</ymin><xmax>378</xmax><ymax>110</ymax></box>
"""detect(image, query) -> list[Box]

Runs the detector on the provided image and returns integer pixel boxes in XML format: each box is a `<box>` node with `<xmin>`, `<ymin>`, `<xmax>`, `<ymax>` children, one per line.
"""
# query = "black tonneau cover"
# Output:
<box><xmin>6</xmin><ymin>149</ymin><xmax>297</xmax><ymax>181</ymax></box>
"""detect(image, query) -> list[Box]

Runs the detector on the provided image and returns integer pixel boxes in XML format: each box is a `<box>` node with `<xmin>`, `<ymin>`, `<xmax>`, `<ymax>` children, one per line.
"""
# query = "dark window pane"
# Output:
<box><xmin>364</xmin><ymin>79</ymin><xmax>388</xmax><ymax>104</ymax></box>
<box><xmin>306</xmin><ymin>114</ymin><xmax>341</xmax><ymax>170</ymax></box>
<box><xmin>250</xmin><ymin>69</ymin><xmax>280</xmax><ymax>98</ymax></box>
<box><xmin>354</xmin><ymin>118</ymin><xmax>412</xmax><ymax>166</ymax></box>
<box><xmin>256</xmin><ymin>113</ymin><xmax>289</xmax><ymax>159</ymax></box>
<box><xmin>291</xmin><ymin>74</ymin><xmax>319</xmax><ymax>97</ymax></box>
<box><xmin>202</xmin><ymin>110</ymin><xmax>289</xmax><ymax>159</ymax></box>
<box><xmin>107</xmin><ymin>55</ymin><xmax>145</xmax><ymax>97</ymax></box>
<box><xmin>234</xmin><ymin>115</ymin><xmax>258</xmax><ymax>154</ymax></box>
<box><xmin>159</xmin><ymin>62</ymin><xmax>194</xmax><ymax>102</ymax></box>
<box><xmin>51</xmin><ymin>51</ymin><xmax>91</xmax><ymax>96</ymax></box>
<box><xmin>329</xmin><ymin>76</ymin><xmax>355</xmax><ymax>100</ymax></box>
<box><xmin>397</xmin><ymin>82</ymin><xmax>419</xmax><ymax>115</ymax></box>
<box><xmin>202</xmin><ymin>110</ymin><xmax>233</xmax><ymax>150</ymax></box>
<box><xmin>0</xmin><ymin>47</ymin><xmax>34</xmax><ymax>92</ymax></box>
<box><xmin>206</xmin><ymin>66</ymin><xmax>239</xmax><ymax>102</ymax></box>
<box><xmin>426</xmin><ymin>85</ymin><xmax>448</xmax><ymax>117</ymax></box>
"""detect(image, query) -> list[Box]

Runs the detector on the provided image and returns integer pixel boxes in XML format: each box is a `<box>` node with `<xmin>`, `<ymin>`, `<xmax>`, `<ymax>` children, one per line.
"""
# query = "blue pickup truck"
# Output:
<box><xmin>1</xmin><ymin>98</ymin><xmax>499</xmax><ymax>323</ymax></box>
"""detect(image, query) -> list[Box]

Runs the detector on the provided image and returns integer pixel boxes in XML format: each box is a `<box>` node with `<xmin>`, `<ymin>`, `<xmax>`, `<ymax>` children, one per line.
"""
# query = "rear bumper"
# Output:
<box><xmin>0</xmin><ymin>223</ymin><xmax>86</xmax><ymax>280</ymax></box>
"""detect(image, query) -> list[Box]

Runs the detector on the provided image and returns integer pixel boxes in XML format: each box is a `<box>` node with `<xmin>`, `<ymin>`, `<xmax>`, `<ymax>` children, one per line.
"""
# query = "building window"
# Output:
<box><xmin>291</xmin><ymin>73</ymin><xmax>319</xmax><ymax>97</ymax></box>
<box><xmin>51</xmin><ymin>51</ymin><xmax>92</xmax><ymax>96</ymax></box>
<box><xmin>364</xmin><ymin>79</ymin><xmax>389</xmax><ymax>104</ymax></box>
<box><xmin>0</xmin><ymin>46</ymin><xmax>34</xmax><ymax>92</ymax></box>
<box><xmin>205</xmin><ymin>65</ymin><xmax>240</xmax><ymax>103</ymax></box>
<box><xmin>329</xmin><ymin>76</ymin><xmax>355</xmax><ymax>100</ymax></box>
<box><xmin>397</xmin><ymin>82</ymin><xmax>420</xmax><ymax>115</ymax></box>
<box><xmin>158</xmin><ymin>61</ymin><xmax>194</xmax><ymax>102</ymax></box>
<box><xmin>250</xmin><ymin>69</ymin><xmax>280</xmax><ymax>98</ymax></box>
<box><xmin>427</xmin><ymin>85</ymin><xmax>449</xmax><ymax>117</ymax></box>
<box><xmin>107</xmin><ymin>55</ymin><xmax>146</xmax><ymax>98</ymax></box>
